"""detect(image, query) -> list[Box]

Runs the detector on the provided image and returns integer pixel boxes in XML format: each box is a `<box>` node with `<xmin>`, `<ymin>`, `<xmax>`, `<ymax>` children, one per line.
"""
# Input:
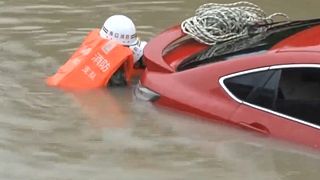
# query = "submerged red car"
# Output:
<box><xmin>136</xmin><ymin>19</ymin><xmax>320</xmax><ymax>149</ymax></box>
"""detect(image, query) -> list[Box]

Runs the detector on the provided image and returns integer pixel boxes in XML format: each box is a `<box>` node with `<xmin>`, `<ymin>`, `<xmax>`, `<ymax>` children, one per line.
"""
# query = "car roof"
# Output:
<box><xmin>178</xmin><ymin>19</ymin><xmax>320</xmax><ymax>71</ymax></box>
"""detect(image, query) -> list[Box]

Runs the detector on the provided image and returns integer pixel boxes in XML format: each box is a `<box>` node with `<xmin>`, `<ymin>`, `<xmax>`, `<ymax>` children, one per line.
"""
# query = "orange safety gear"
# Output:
<box><xmin>46</xmin><ymin>29</ymin><xmax>134</xmax><ymax>90</ymax></box>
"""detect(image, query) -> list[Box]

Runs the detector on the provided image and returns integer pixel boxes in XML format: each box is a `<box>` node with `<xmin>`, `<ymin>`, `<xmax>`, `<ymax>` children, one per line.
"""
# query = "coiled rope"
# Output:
<box><xmin>181</xmin><ymin>1</ymin><xmax>289</xmax><ymax>45</ymax></box>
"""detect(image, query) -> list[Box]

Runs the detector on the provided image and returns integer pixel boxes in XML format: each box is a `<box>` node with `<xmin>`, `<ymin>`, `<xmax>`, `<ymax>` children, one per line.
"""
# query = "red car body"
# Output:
<box><xmin>137</xmin><ymin>19</ymin><xmax>320</xmax><ymax>150</ymax></box>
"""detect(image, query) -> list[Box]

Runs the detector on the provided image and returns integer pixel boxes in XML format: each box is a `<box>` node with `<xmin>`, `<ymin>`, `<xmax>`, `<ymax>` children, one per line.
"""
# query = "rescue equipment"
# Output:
<box><xmin>181</xmin><ymin>1</ymin><xmax>289</xmax><ymax>45</ymax></box>
<box><xmin>100</xmin><ymin>15</ymin><xmax>138</xmax><ymax>46</ymax></box>
<box><xmin>46</xmin><ymin>29</ymin><xmax>134</xmax><ymax>90</ymax></box>
<box><xmin>100</xmin><ymin>15</ymin><xmax>147</xmax><ymax>63</ymax></box>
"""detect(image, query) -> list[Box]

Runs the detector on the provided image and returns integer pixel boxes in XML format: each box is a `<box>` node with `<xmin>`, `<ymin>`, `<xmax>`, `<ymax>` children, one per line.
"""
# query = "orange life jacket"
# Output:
<box><xmin>46</xmin><ymin>29</ymin><xmax>134</xmax><ymax>90</ymax></box>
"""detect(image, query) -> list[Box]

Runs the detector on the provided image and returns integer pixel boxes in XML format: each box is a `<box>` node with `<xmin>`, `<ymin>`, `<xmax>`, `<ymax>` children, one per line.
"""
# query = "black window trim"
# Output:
<box><xmin>219</xmin><ymin>64</ymin><xmax>320</xmax><ymax>130</ymax></box>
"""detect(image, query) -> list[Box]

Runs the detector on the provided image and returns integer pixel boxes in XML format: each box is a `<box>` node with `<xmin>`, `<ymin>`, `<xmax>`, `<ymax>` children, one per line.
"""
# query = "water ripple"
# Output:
<box><xmin>24</xmin><ymin>4</ymin><xmax>71</xmax><ymax>10</ymax></box>
<box><xmin>95</xmin><ymin>1</ymin><xmax>184</xmax><ymax>7</ymax></box>
<box><xmin>90</xmin><ymin>0</ymin><xmax>184</xmax><ymax>14</ymax></box>
<box><xmin>0</xmin><ymin>17</ymin><xmax>20</xmax><ymax>24</ymax></box>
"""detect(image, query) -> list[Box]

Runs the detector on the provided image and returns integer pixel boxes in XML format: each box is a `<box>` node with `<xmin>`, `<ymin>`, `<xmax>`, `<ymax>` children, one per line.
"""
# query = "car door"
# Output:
<box><xmin>221</xmin><ymin>65</ymin><xmax>320</xmax><ymax>148</ymax></box>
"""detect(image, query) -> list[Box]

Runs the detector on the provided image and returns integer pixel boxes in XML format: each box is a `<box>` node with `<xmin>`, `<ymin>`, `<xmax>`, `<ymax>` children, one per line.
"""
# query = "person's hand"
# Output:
<box><xmin>129</xmin><ymin>40</ymin><xmax>147</xmax><ymax>63</ymax></box>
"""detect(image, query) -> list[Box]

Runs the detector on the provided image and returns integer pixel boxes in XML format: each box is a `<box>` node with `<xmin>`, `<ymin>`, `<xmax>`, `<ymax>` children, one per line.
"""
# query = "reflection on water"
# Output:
<box><xmin>0</xmin><ymin>0</ymin><xmax>319</xmax><ymax>179</ymax></box>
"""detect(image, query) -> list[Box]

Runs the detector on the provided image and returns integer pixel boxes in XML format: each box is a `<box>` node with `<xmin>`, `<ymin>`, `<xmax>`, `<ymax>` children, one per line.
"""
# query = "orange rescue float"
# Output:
<box><xmin>47</xmin><ymin>29</ymin><xmax>134</xmax><ymax>90</ymax></box>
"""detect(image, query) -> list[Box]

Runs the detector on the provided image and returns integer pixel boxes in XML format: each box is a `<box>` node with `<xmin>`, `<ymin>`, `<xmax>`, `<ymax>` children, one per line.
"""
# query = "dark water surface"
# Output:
<box><xmin>0</xmin><ymin>0</ymin><xmax>320</xmax><ymax>179</ymax></box>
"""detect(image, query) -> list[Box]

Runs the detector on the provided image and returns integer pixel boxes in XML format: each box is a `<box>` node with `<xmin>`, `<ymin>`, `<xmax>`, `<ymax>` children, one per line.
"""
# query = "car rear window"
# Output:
<box><xmin>177</xmin><ymin>19</ymin><xmax>320</xmax><ymax>71</ymax></box>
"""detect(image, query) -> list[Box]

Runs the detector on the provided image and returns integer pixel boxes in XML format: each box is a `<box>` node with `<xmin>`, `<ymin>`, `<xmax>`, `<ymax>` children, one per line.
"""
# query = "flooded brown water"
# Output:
<box><xmin>0</xmin><ymin>0</ymin><xmax>320</xmax><ymax>179</ymax></box>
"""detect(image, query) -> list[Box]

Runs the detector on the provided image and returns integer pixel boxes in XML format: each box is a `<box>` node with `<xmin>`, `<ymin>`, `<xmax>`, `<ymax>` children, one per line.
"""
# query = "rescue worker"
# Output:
<box><xmin>46</xmin><ymin>15</ymin><xmax>147</xmax><ymax>90</ymax></box>
<box><xmin>99</xmin><ymin>15</ymin><xmax>147</xmax><ymax>86</ymax></box>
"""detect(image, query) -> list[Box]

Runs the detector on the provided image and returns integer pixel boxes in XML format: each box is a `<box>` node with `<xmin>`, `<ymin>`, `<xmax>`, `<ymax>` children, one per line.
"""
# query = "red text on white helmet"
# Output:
<box><xmin>100</xmin><ymin>15</ymin><xmax>137</xmax><ymax>46</ymax></box>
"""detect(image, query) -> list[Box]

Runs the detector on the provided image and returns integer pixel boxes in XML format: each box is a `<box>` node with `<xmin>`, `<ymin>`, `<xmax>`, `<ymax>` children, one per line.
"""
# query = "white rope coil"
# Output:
<box><xmin>181</xmin><ymin>1</ymin><xmax>289</xmax><ymax>45</ymax></box>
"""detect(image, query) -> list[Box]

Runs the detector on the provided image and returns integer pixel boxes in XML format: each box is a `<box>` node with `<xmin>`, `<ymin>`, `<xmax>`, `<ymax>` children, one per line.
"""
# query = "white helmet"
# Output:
<box><xmin>100</xmin><ymin>15</ymin><xmax>138</xmax><ymax>46</ymax></box>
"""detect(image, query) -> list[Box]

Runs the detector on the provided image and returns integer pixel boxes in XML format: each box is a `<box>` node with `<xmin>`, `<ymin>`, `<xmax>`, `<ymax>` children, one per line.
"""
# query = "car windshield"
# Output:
<box><xmin>177</xmin><ymin>19</ymin><xmax>320</xmax><ymax>71</ymax></box>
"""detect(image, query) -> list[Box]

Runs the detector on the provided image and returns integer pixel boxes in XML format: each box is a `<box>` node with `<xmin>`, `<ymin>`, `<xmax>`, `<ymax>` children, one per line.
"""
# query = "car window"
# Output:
<box><xmin>177</xmin><ymin>19</ymin><xmax>320</xmax><ymax>71</ymax></box>
<box><xmin>275</xmin><ymin>68</ymin><xmax>320</xmax><ymax>125</ymax></box>
<box><xmin>224</xmin><ymin>70</ymin><xmax>276</xmax><ymax>102</ymax></box>
<box><xmin>246</xmin><ymin>70</ymin><xmax>281</xmax><ymax>109</ymax></box>
<box><xmin>224</xmin><ymin>67</ymin><xmax>320</xmax><ymax>126</ymax></box>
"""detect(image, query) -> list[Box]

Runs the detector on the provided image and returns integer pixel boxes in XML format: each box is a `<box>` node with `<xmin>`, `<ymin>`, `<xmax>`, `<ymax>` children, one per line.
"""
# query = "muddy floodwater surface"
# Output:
<box><xmin>0</xmin><ymin>0</ymin><xmax>320</xmax><ymax>179</ymax></box>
